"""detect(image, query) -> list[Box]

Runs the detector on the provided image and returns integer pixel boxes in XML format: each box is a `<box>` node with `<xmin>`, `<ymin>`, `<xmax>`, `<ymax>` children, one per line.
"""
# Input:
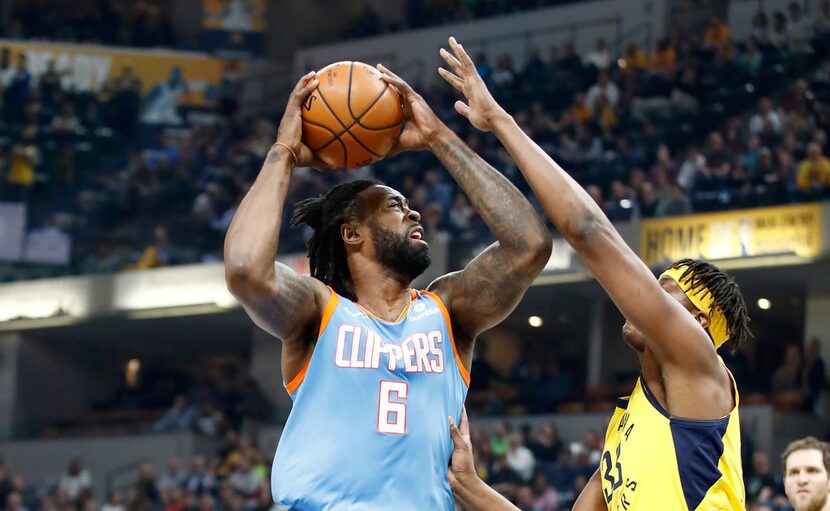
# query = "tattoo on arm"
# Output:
<box><xmin>430</xmin><ymin>136</ymin><xmax>550</xmax><ymax>340</ymax></box>
<box><xmin>431</xmin><ymin>137</ymin><xmax>541</xmax><ymax>251</ymax></box>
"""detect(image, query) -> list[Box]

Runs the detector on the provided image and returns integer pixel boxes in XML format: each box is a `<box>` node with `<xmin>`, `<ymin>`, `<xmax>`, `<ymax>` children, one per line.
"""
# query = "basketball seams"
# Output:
<box><xmin>306</xmin><ymin>62</ymin><xmax>403</xmax><ymax>166</ymax></box>
<box><xmin>318</xmin><ymin>83</ymin><xmax>383</xmax><ymax>158</ymax></box>
<box><xmin>301</xmin><ymin>119</ymin><xmax>338</xmax><ymax>151</ymax></box>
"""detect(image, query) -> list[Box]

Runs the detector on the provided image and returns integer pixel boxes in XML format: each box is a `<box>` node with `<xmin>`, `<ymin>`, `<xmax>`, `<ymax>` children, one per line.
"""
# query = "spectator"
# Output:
<box><xmin>584</xmin><ymin>71</ymin><xmax>620</xmax><ymax>110</ymax></box>
<box><xmin>747</xmin><ymin>451</ymin><xmax>779</xmax><ymax>503</ymax></box>
<box><xmin>101</xmin><ymin>492</ymin><xmax>124</xmax><ymax>511</ymax></box>
<box><xmin>750</xmin><ymin>10</ymin><xmax>770</xmax><ymax>46</ymax></box>
<box><xmin>58</xmin><ymin>460</ymin><xmax>92</xmax><ymax>505</ymax></box>
<box><xmin>750</xmin><ymin>98</ymin><xmax>785</xmax><ymax>137</ymax></box>
<box><xmin>490</xmin><ymin>421</ymin><xmax>511</xmax><ymax>457</ymax></box>
<box><xmin>506</xmin><ymin>433</ymin><xmax>535</xmax><ymax>482</ymax></box>
<box><xmin>158</xmin><ymin>458</ymin><xmax>187</xmax><ymax>491</ymax></box>
<box><xmin>4</xmin><ymin>54</ymin><xmax>31</xmax><ymax>124</ymax></box>
<box><xmin>787</xmin><ymin>2</ymin><xmax>813</xmax><ymax>53</ymax></box>
<box><xmin>5</xmin><ymin>125</ymin><xmax>40</xmax><ymax>202</ymax></box>
<box><xmin>815</xmin><ymin>0</ymin><xmax>830</xmax><ymax>37</ymax></box>
<box><xmin>5</xmin><ymin>492</ymin><xmax>29</xmax><ymax>511</ymax></box>
<box><xmin>796</xmin><ymin>143</ymin><xmax>830</xmax><ymax>194</ymax></box>
<box><xmin>152</xmin><ymin>395</ymin><xmax>195</xmax><ymax>432</ymax></box>
<box><xmin>802</xmin><ymin>338</ymin><xmax>827</xmax><ymax>415</ymax></box>
<box><xmin>773</xmin><ymin>344</ymin><xmax>804</xmax><ymax>408</ymax></box>
<box><xmin>703</xmin><ymin>15</ymin><xmax>731</xmax><ymax>49</ymax></box>
<box><xmin>770</xmin><ymin>11</ymin><xmax>789</xmax><ymax>49</ymax></box>
<box><xmin>584</xmin><ymin>38</ymin><xmax>612</xmax><ymax>71</ymax></box>
<box><xmin>227</xmin><ymin>458</ymin><xmax>263</xmax><ymax>504</ymax></box>
<box><xmin>782</xmin><ymin>437</ymin><xmax>830</xmax><ymax>511</ymax></box>
<box><xmin>656</xmin><ymin>182</ymin><xmax>692</xmax><ymax>217</ymax></box>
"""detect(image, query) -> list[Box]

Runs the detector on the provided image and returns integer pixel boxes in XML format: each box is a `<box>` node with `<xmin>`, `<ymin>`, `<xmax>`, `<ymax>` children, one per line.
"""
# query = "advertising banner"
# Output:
<box><xmin>640</xmin><ymin>204</ymin><xmax>823</xmax><ymax>268</ymax></box>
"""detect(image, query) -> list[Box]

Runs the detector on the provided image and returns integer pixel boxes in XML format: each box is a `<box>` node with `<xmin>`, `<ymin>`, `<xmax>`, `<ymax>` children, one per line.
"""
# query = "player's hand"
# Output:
<box><xmin>438</xmin><ymin>37</ymin><xmax>507</xmax><ymax>132</ymax></box>
<box><xmin>275</xmin><ymin>71</ymin><xmax>329</xmax><ymax>169</ymax></box>
<box><xmin>448</xmin><ymin>406</ymin><xmax>476</xmax><ymax>493</ymax></box>
<box><xmin>376</xmin><ymin>64</ymin><xmax>448</xmax><ymax>156</ymax></box>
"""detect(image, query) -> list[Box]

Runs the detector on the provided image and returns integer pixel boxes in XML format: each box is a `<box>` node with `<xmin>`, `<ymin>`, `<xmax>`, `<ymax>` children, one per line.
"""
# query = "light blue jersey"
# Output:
<box><xmin>271</xmin><ymin>288</ymin><xmax>469</xmax><ymax>511</ymax></box>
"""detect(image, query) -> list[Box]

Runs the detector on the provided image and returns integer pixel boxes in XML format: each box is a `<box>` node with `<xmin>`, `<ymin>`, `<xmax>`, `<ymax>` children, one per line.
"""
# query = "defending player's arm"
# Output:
<box><xmin>224</xmin><ymin>72</ymin><xmax>331</xmax><ymax>375</ymax></box>
<box><xmin>572</xmin><ymin>471</ymin><xmax>606</xmax><ymax>511</ymax></box>
<box><xmin>378</xmin><ymin>66</ymin><xmax>552</xmax><ymax>351</ymax></box>
<box><xmin>438</xmin><ymin>38</ymin><xmax>729</xmax><ymax>416</ymax></box>
<box><xmin>448</xmin><ymin>409</ymin><xmax>519</xmax><ymax>511</ymax></box>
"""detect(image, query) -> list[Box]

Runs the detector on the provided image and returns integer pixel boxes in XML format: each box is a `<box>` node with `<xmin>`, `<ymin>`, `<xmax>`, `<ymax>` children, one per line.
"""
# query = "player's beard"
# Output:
<box><xmin>793</xmin><ymin>492</ymin><xmax>829</xmax><ymax>511</ymax></box>
<box><xmin>371</xmin><ymin>225</ymin><xmax>431</xmax><ymax>282</ymax></box>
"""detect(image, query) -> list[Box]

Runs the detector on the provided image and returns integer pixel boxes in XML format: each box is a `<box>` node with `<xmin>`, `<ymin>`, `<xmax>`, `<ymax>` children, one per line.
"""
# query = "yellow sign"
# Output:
<box><xmin>1</xmin><ymin>40</ymin><xmax>227</xmax><ymax>111</ymax></box>
<box><xmin>641</xmin><ymin>204</ymin><xmax>822</xmax><ymax>267</ymax></box>
<box><xmin>202</xmin><ymin>0</ymin><xmax>266</xmax><ymax>32</ymax></box>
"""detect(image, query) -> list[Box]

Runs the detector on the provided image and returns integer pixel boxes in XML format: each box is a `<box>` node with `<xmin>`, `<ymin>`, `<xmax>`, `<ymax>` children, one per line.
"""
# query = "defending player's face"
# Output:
<box><xmin>784</xmin><ymin>449</ymin><xmax>830</xmax><ymax>511</ymax></box>
<box><xmin>621</xmin><ymin>275</ymin><xmax>705</xmax><ymax>353</ymax></box>
<box><xmin>361</xmin><ymin>185</ymin><xmax>430</xmax><ymax>279</ymax></box>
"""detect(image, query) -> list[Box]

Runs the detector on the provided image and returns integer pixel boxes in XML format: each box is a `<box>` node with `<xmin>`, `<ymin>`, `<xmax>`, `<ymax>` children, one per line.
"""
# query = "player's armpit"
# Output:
<box><xmin>227</xmin><ymin>261</ymin><xmax>328</xmax><ymax>345</ymax></box>
<box><xmin>573</xmin><ymin>470</ymin><xmax>606</xmax><ymax>511</ymax></box>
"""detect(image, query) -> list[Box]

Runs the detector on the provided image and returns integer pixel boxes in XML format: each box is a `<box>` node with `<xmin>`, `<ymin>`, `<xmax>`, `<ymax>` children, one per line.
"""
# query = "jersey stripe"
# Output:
<box><xmin>421</xmin><ymin>290</ymin><xmax>470</xmax><ymax>386</ymax></box>
<box><xmin>284</xmin><ymin>358</ymin><xmax>310</xmax><ymax>394</ymax></box>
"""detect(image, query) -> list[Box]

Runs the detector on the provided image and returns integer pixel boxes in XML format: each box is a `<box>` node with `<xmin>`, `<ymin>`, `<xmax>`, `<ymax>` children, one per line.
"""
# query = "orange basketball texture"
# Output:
<box><xmin>301</xmin><ymin>61</ymin><xmax>404</xmax><ymax>168</ymax></box>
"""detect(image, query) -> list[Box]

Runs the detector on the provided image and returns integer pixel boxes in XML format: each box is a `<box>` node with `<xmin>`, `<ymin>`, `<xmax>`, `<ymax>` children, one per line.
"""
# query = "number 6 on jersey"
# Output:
<box><xmin>377</xmin><ymin>380</ymin><xmax>408</xmax><ymax>435</ymax></box>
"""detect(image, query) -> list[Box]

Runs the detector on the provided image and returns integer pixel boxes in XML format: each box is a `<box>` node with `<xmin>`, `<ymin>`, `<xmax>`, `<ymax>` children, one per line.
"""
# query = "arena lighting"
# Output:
<box><xmin>528</xmin><ymin>315</ymin><xmax>544</xmax><ymax>327</ymax></box>
<box><xmin>757</xmin><ymin>298</ymin><xmax>772</xmax><ymax>310</ymax></box>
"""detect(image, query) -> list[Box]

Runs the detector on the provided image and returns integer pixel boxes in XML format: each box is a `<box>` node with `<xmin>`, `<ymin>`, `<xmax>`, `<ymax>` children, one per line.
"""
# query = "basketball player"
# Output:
<box><xmin>224</xmin><ymin>69</ymin><xmax>552</xmax><ymax>510</ymax></box>
<box><xmin>439</xmin><ymin>37</ymin><xmax>751</xmax><ymax>510</ymax></box>
<box><xmin>783</xmin><ymin>437</ymin><xmax>830</xmax><ymax>511</ymax></box>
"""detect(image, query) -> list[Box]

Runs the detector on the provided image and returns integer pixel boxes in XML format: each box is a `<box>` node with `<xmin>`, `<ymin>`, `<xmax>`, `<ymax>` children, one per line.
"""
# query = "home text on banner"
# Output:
<box><xmin>640</xmin><ymin>204</ymin><xmax>823</xmax><ymax>268</ymax></box>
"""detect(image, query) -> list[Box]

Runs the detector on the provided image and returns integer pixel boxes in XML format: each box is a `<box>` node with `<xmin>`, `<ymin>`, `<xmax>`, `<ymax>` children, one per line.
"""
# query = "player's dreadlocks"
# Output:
<box><xmin>290</xmin><ymin>179</ymin><xmax>378</xmax><ymax>301</ymax></box>
<box><xmin>667</xmin><ymin>258</ymin><xmax>752</xmax><ymax>352</ymax></box>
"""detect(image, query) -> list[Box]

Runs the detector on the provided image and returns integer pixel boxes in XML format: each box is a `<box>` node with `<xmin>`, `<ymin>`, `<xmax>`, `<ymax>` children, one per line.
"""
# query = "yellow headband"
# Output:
<box><xmin>660</xmin><ymin>266</ymin><xmax>729</xmax><ymax>348</ymax></box>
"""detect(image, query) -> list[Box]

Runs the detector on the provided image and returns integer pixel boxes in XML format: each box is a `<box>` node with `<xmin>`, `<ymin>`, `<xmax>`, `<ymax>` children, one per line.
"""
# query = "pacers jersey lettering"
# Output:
<box><xmin>601</xmin><ymin>362</ymin><xmax>745</xmax><ymax>511</ymax></box>
<box><xmin>271</xmin><ymin>288</ymin><xmax>469</xmax><ymax>511</ymax></box>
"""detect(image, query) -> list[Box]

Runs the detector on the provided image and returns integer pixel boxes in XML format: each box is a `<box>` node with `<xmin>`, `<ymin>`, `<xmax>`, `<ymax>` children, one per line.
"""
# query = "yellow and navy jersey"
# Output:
<box><xmin>601</xmin><ymin>364</ymin><xmax>744</xmax><ymax>510</ymax></box>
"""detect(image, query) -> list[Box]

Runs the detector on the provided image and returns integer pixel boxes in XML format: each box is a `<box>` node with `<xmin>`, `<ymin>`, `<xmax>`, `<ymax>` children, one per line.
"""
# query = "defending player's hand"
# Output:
<box><xmin>376</xmin><ymin>63</ymin><xmax>448</xmax><ymax>156</ymax></box>
<box><xmin>275</xmin><ymin>71</ymin><xmax>329</xmax><ymax>169</ymax></box>
<box><xmin>448</xmin><ymin>406</ymin><xmax>476</xmax><ymax>491</ymax></box>
<box><xmin>438</xmin><ymin>37</ymin><xmax>506</xmax><ymax>132</ymax></box>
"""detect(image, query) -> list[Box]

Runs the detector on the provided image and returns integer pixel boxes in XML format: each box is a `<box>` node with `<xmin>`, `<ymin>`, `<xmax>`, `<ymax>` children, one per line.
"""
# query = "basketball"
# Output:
<box><xmin>301</xmin><ymin>61</ymin><xmax>404</xmax><ymax>168</ymax></box>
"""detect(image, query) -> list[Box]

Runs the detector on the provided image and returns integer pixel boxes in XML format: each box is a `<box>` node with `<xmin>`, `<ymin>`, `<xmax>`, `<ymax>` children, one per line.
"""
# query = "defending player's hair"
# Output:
<box><xmin>290</xmin><ymin>179</ymin><xmax>378</xmax><ymax>301</ymax></box>
<box><xmin>667</xmin><ymin>259</ymin><xmax>751</xmax><ymax>352</ymax></box>
<box><xmin>781</xmin><ymin>436</ymin><xmax>830</xmax><ymax>473</ymax></box>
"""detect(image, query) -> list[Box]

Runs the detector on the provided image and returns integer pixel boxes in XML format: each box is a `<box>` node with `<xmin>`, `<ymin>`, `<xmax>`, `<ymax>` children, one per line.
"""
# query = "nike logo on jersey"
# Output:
<box><xmin>334</xmin><ymin>324</ymin><xmax>445</xmax><ymax>373</ymax></box>
<box><xmin>344</xmin><ymin>307</ymin><xmax>364</xmax><ymax>318</ymax></box>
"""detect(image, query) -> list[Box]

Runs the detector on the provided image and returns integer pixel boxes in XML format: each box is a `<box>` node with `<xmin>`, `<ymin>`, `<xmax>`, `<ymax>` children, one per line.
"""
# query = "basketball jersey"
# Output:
<box><xmin>601</xmin><ymin>361</ymin><xmax>744</xmax><ymax>511</ymax></box>
<box><xmin>271</xmin><ymin>288</ymin><xmax>469</xmax><ymax>511</ymax></box>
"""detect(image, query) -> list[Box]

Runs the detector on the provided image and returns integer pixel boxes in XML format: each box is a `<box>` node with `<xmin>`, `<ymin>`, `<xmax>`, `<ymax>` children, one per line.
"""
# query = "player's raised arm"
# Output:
<box><xmin>377</xmin><ymin>65</ymin><xmax>552</xmax><ymax>351</ymax></box>
<box><xmin>224</xmin><ymin>72</ymin><xmax>331</xmax><ymax>364</ymax></box>
<box><xmin>438</xmin><ymin>38</ymin><xmax>729</xmax><ymax>416</ymax></box>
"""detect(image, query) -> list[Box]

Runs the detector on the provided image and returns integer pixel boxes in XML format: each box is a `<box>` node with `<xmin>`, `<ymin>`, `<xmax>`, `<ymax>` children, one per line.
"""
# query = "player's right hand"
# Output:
<box><xmin>448</xmin><ymin>406</ymin><xmax>476</xmax><ymax>492</ymax></box>
<box><xmin>276</xmin><ymin>71</ymin><xmax>329</xmax><ymax>169</ymax></box>
<box><xmin>438</xmin><ymin>37</ymin><xmax>507</xmax><ymax>132</ymax></box>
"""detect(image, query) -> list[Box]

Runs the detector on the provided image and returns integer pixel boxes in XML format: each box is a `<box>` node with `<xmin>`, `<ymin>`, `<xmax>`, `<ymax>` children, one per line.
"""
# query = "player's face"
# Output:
<box><xmin>621</xmin><ymin>275</ymin><xmax>703</xmax><ymax>353</ymax></box>
<box><xmin>784</xmin><ymin>449</ymin><xmax>830</xmax><ymax>511</ymax></box>
<box><xmin>361</xmin><ymin>185</ymin><xmax>430</xmax><ymax>280</ymax></box>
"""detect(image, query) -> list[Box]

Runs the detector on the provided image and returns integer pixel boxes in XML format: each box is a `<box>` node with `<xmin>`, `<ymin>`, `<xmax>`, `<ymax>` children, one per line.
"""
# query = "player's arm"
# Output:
<box><xmin>573</xmin><ymin>470</ymin><xmax>607</xmax><ymax>511</ymax></box>
<box><xmin>224</xmin><ymin>72</ymin><xmax>330</xmax><ymax>371</ymax></box>
<box><xmin>438</xmin><ymin>39</ymin><xmax>725</xmax><ymax>402</ymax></box>
<box><xmin>378</xmin><ymin>66</ymin><xmax>552</xmax><ymax>348</ymax></box>
<box><xmin>448</xmin><ymin>409</ymin><xmax>519</xmax><ymax>511</ymax></box>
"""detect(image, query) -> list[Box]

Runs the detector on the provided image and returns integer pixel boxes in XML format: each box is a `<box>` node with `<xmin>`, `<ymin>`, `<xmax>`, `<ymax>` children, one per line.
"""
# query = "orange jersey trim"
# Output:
<box><xmin>285</xmin><ymin>288</ymin><xmax>340</xmax><ymax>394</ymax></box>
<box><xmin>420</xmin><ymin>290</ymin><xmax>470</xmax><ymax>386</ymax></box>
<box><xmin>284</xmin><ymin>357</ymin><xmax>310</xmax><ymax>394</ymax></box>
<box><xmin>318</xmin><ymin>289</ymin><xmax>340</xmax><ymax>338</ymax></box>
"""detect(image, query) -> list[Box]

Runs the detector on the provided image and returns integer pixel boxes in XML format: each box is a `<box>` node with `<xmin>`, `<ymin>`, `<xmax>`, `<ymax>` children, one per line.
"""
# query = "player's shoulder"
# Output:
<box><xmin>424</xmin><ymin>271</ymin><xmax>461</xmax><ymax>308</ymax></box>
